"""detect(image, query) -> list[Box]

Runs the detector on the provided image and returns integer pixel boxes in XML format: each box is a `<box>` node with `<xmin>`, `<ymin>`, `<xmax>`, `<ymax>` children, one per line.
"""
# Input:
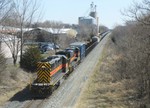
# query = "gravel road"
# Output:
<box><xmin>1</xmin><ymin>34</ymin><xmax>109</xmax><ymax>108</ymax></box>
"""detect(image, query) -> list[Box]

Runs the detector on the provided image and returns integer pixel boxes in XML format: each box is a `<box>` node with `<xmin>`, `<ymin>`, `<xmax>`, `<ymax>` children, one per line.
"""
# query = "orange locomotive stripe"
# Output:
<box><xmin>50</xmin><ymin>63</ymin><xmax>69</xmax><ymax>76</ymax></box>
<box><xmin>70</xmin><ymin>54</ymin><xmax>76</xmax><ymax>62</ymax></box>
<box><xmin>50</xmin><ymin>64</ymin><xmax>63</xmax><ymax>76</ymax></box>
<box><xmin>62</xmin><ymin>63</ymin><xmax>68</xmax><ymax>68</ymax></box>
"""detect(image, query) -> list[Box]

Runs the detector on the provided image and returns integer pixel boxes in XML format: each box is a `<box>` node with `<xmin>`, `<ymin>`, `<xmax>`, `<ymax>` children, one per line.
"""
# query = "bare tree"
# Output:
<box><xmin>99</xmin><ymin>25</ymin><xmax>109</xmax><ymax>33</ymax></box>
<box><xmin>0</xmin><ymin>32</ymin><xmax>20</xmax><ymax>65</ymax></box>
<box><xmin>122</xmin><ymin>0</ymin><xmax>150</xmax><ymax>26</ymax></box>
<box><xmin>77</xmin><ymin>24</ymin><xmax>97</xmax><ymax>41</ymax></box>
<box><xmin>12</xmin><ymin>0</ymin><xmax>40</xmax><ymax>64</ymax></box>
<box><xmin>110</xmin><ymin>20</ymin><xmax>150</xmax><ymax>107</ymax></box>
<box><xmin>0</xmin><ymin>0</ymin><xmax>19</xmax><ymax>65</ymax></box>
<box><xmin>122</xmin><ymin>1</ymin><xmax>150</xmax><ymax>102</ymax></box>
<box><xmin>0</xmin><ymin>0</ymin><xmax>40</xmax><ymax>65</ymax></box>
<box><xmin>0</xmin><ymin>0</ymin><xmax>13</xmax><ymax>23</ymax></box>
<box><xmin>51</xmin><ymin>21</ymin><xmax>64</xmax><ymax>53</ymax></box>
<box><xmin>0</xmin><ymin>0</ymin><xmax>13</xmax><ymax>52</ymax></box>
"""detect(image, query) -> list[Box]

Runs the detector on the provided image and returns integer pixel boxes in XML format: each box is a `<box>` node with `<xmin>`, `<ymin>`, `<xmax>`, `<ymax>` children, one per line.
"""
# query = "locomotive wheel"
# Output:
<box><xmin>55</xmin><ymin>81</ymin><xmax>60</xmax><ymax>89</ymax></box>
<box><xmin>48</xmin><ymin>86</ymin><xmax>54</xmax><ymax>95</ymax></box>
<box><xmin>69</xmin><ymin>66</ymin><xmax>74</xmax><ymax>72</ymax></box>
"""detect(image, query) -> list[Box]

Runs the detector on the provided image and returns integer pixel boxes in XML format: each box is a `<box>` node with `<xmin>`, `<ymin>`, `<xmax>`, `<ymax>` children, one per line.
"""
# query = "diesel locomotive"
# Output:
<box><xmin>29</xmin><ymin>36</ymin><xmax>100</xmax><ymax>97</ymax></box>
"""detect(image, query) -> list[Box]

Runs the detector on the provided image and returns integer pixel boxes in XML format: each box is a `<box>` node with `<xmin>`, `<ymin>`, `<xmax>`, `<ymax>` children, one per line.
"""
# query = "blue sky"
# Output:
<box><xmin>41</xmin><ymin>0</ymin><xmax>143</xmax><ymax>29</ymax></box>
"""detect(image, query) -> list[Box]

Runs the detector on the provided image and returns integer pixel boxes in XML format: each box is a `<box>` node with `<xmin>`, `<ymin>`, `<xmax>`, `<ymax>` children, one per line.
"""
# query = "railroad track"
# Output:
<box><xmin>23</xmin><ymin>85</ymin><xmax>62</xmax><ymax>108</ymax></box>
<box><xmin>23</xmin><ymin>98</ymin><xmax>47</xmax><ymax>108</ymax></box>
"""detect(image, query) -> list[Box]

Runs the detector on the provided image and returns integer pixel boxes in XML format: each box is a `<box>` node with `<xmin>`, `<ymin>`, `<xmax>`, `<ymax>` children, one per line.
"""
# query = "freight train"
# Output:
<box><xmin>29</xmin><ymin>36</ymin><xmax>100</xmax><ymax>97</ymax></box>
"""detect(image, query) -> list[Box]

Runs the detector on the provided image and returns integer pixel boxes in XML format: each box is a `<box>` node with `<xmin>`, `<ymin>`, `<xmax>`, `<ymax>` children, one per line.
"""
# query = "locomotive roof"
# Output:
<box><xmin>65</xmin><ymin>49</ymin><xmax>74</xmax><ymax>53</ymax></box>
<box><xmin>65</xmin><ymin>47</ymin><xmax>75</xmax><ymax>50</ymax></box>
<box><xmin>70</xmin><ymin>42</ymin><xmax>85</xmax><ymax>46</ymax></box>
<box><xmin>40</xmin><ymin>55</ymin><xmax>67</xmax><ymax>64</ymax></box>
<box><xmin>56</xmin><ymin>50</ymin><xmax>73</xmax><ymax>55</ymax></box>
<box><xmin>48</xmin><ymin>56</ymin><xmax>60</xmax><ymax>64</ymax></box>
<box><xmin>56</xmin><ymin>50</ymin><xmax>66</xmax><ymax>54</ymax></box>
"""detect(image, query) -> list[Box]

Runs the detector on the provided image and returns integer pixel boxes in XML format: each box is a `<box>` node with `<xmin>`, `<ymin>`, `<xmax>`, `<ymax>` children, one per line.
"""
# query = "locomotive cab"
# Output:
<box><xmin>70</xmin><ymin>42</ymin><xmax>86</xmax><ymax>61</ymax></box>
<box><xmin>56</xmin><ymin>50</ymin><xmax>70</xmax><ymax>59</ymax></box>
<box><xmin>65</xmin><ymin>47</ymin><xmax>80</xmax><ymax>62</ymax></box>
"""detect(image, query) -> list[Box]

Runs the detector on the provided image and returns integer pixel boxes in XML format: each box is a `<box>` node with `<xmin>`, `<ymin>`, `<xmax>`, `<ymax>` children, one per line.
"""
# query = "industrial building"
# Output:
<box><xmin>78</xmin><ymin>16</ymin><xmax>96</xmax><ymax>26</ymax></box>
<box><xmin>78</xmin><ymin>2</ymin><xmax>99</xmax><ymax>36</ymax></box>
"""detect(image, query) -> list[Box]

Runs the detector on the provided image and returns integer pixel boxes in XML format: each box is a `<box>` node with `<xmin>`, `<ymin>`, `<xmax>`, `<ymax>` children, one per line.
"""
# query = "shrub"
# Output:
<box><xmin>20</xmin><ymin>46</ymin><xmax>42</xmax><ymax>72</ymax></box>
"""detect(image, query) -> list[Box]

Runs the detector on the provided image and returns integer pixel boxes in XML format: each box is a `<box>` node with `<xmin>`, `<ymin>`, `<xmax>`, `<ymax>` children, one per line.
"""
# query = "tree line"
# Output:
<box><xmin>110</xmin><ymin>0</ymin><xmax>150</xmax><ymax>107</ymax></box>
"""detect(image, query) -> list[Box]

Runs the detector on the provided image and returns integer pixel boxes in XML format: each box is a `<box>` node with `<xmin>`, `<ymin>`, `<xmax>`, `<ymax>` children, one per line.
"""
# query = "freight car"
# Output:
<box><xmin>29</xmin><ymin>36</ymin><xmax>100</xmax><ymax>97</ymax></box>
<box><xmin>85</xmin><ymin>36</ymin><xmax>100</xmax><ymax>56</ymax></box>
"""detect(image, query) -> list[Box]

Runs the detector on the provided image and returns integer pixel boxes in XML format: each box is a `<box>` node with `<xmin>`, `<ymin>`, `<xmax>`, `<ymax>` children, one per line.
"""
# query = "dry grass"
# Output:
<box><xmin>74</xmin><ymin>37</ymin><xmax>135</xmax><ymax>108</ymax></box>
<box><xmin>0</xmin><ymin>66</ymin><xmax>30</xmax><ymax>106</ymax></box>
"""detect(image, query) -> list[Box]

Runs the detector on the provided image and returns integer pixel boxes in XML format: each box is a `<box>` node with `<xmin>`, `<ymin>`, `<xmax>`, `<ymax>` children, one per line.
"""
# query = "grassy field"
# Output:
<box><xmin>74</xmin><ymin>37</ymin><xmax>134</xmax><ymax>108</ymax></box>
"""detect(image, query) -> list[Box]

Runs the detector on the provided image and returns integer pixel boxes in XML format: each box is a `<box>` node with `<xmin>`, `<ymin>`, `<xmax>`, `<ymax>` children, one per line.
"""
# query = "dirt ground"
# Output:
<box><xmin>0</xmin><ymin>66</ymin><xmax>31</xmax><ymax>107</ymax></box>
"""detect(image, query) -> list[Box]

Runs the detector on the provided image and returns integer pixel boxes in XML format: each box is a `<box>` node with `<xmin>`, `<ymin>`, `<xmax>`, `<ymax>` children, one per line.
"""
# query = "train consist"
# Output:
<box><xmin>29</xmin><ymin>36</ymin><xmax>100</xmax><ymax>97</ymax></box>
